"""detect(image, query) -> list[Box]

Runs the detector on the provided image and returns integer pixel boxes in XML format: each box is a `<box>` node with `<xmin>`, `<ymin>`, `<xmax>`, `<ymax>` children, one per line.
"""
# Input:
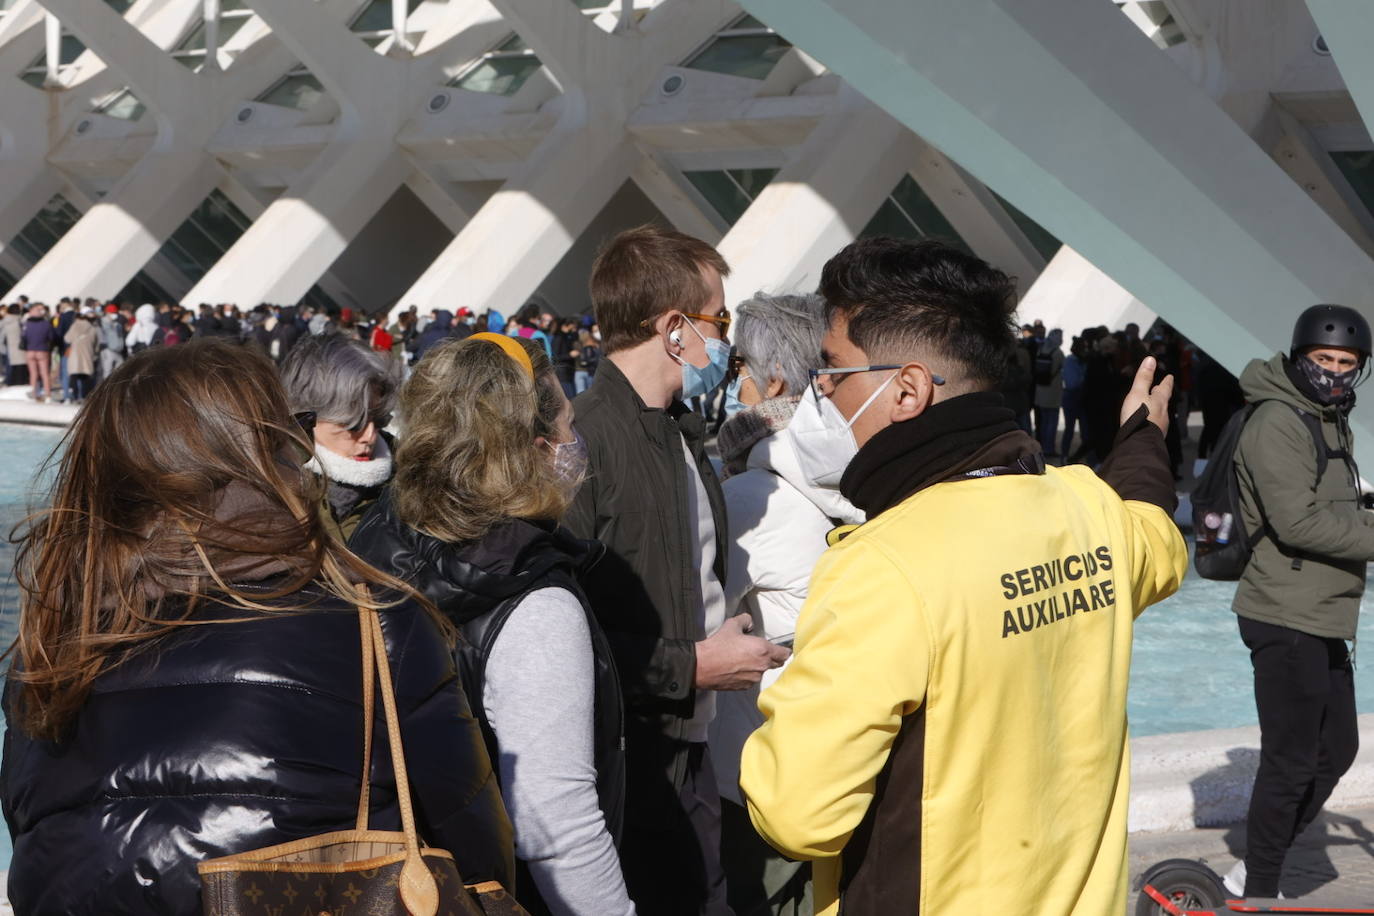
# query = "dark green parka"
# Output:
<box><xmin>1233</xmin><ymin>353</ymin><xmax>1374</xmax><ymax>639</ymax></box>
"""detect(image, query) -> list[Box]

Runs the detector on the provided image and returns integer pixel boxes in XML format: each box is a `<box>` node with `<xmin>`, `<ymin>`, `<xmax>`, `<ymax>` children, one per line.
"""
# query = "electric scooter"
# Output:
<box><xmin>1137</xmin><ymin>859</ymin><xmax>1374</xmax><ymax>914</ymax></box>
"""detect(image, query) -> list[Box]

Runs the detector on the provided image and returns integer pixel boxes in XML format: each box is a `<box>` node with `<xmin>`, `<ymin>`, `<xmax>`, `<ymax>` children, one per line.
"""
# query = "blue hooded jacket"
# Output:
<box><xmin>415</xmin><ymin>310</ymin><xmax>454</xmax><ymax>362</ymax></box>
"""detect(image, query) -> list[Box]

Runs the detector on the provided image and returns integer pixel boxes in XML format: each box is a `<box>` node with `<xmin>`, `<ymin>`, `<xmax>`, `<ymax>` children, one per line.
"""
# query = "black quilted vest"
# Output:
<box><xmin>349</xmin><ymin>494</ymin><xmax>626</xmax><ymax>854</ymax></box>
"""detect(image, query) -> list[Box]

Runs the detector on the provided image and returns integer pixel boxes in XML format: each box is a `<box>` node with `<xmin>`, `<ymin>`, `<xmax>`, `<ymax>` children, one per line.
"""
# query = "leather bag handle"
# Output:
<box><xmin>356</xmin><ymin>591</ymin><xmax>439</xmax><ymax>916</ymax></box>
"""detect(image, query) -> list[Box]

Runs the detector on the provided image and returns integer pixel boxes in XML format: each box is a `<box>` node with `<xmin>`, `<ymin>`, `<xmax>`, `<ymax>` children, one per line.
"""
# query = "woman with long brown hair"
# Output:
<box><xmin>350</xmin><ymin>334</ymin><xmax>631</xmax><ymax>916</ymax></box>
<box><xmin>0</xmin><ymin>339</ymin><xmax>512</xmax><ymax>914</ymax></box>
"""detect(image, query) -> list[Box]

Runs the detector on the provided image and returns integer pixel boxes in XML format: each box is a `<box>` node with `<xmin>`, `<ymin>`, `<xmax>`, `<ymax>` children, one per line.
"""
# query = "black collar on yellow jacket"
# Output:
<box><xmin>839</xmin><ymin>391</ymin><xmax>1042</xmax><ymax>517</ymax></box>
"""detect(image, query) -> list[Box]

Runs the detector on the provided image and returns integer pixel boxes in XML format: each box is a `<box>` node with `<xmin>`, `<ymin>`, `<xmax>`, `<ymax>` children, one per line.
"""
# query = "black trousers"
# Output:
<box><xmin>621</xmin><ymin>742</ymin><xmax>733</xmax><ymax>916</ymax></box>
<box><xmin>1239</xmin><ymin>616</ymin><xmax>1359</xmax><ymax>897</ymax></box>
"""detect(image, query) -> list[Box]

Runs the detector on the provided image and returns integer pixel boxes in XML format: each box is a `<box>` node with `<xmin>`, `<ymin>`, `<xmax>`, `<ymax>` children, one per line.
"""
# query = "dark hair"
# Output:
<box><xmin>589</xmin><ymin>225</ymin><xmax>730</xmax><ymax>354</ymax></box>
<box><xmin>818</xmin><ymin>237</ymin><xmax>1017</xmax><ymax>388</ymax></box>
<box><xmin>6</xmin><ymin>340</ymin><xmax>432</xmax><ymax>740</ymax></box>
<box><xmin>514</xmin><ymin>303</ymin><xmax>542</xmax><ymax>328</ymax></box>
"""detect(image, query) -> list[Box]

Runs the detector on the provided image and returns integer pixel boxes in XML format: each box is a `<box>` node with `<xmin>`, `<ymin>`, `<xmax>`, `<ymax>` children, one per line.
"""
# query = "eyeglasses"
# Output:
<box><xmin>294</xmin><ymin>411</ymin><xmax>317</xmax><ymax>439</ymax></box>
<box><xmin>639</xmin><ymin>308</ymin><xmax>732</xmax><ymax>335</ymax></box>
<box><xmin>347</xmin><ymin>409</ymin><xmax>393</xmax><ymax>434</ymax></box>
<box><xmin>294</xmin><ymin>409</ymin><xmax>392</xmax><ymax>437</ymax></box>
<box><xmin>808</xmin><ymin>365</ymin><xmax>946</xmax><ymax>399</ymax></box>
<box><xmin>683</xmin><ymin>310</ymin><xmax>731</xmax><ymax>335</ymax></box>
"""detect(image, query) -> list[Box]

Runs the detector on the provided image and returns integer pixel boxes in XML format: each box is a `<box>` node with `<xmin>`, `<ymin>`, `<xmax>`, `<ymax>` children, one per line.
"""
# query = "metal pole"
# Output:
<box><xmin>391</xmin><ymin>0</ymin><xmax>410</xmax><ymax>52</ymax></box>
<box><xmin>44</xmin><ymin>12</ymin><xmax>61</xmax><ymax>87</ymax></box>
<box><xmin>615</xmin><ymin>0</ymin><xmax>634</xmax><ymax>33</ymax></box>
<box><xmin>202</xmin><ymin>0</ymin><xmax>221</xmax><ymax>71</ymax></box>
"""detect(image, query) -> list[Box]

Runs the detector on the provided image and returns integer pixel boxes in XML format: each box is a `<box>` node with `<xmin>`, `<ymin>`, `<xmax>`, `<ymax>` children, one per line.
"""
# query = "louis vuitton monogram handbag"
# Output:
<box><xmin>198</xmin><ymin>601</ymin><xmax>527</xmax><ymax>916</ymax></box>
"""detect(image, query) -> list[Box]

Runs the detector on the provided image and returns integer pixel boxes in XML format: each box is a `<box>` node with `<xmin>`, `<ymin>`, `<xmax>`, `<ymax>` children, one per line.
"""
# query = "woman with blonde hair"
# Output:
<box><xmin>0</xmin><ymin>339</ymin><xmax>513</xmax><ymax>915</ymax></box>
<box><xmin>350</xmin><ymin>333</ymin><xmax>632</xmax><ymax>916</ymax></box>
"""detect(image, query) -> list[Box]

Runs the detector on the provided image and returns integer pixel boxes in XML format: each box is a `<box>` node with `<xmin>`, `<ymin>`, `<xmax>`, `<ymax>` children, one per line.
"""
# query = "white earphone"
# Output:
<box><xmin>669</xmin><ymin>330</ymin><xmax>683</xmax><ymax>348</ymax></box>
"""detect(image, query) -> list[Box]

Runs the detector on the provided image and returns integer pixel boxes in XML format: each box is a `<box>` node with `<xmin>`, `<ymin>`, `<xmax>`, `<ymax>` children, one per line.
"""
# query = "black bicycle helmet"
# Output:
<box><xmin>1291</xmin><ymin>304</ymin><xmax>1373</xmax><ymax>360</ymax></box>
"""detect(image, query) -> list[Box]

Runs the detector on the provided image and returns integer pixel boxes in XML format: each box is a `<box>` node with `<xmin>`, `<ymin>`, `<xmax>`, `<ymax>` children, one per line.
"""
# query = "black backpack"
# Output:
<box><xmin>129</xmin><ymin>326</ymin><xmax>164</xmax><ymax>355</ymax></box>
<box><xmin>1033</xmin><ymin>353</ymin><xmax>1056</xmax><ymax>386</ymax></box>
<box><xmin>1192</xmin><ymin>400</ymin><xmax>1339</xmax><ymax>580</ymax></box>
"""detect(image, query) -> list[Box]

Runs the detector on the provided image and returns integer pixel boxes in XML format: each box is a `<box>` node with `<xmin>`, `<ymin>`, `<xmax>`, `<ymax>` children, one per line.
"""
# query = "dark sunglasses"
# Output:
<box><xmin>293</xmin><ymin>409</ymin><xmax>391</xmax><ymax>437</ymax></box>
<box><xmin>294</xmin><ymin>411</ymin><xmax>317</xmax><ymax>439</ymax></box>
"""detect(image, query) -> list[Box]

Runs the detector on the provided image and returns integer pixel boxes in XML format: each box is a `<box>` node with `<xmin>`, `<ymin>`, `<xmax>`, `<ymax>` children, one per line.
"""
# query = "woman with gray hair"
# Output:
<box><xmin>710</xmin><ymin>292</ymin><xmax>865</xmax><ymax>916</ymax></box>
<box><xmin>279</xmin><ymin>332</ymin><xmax>399</xmax><ymax>541</ymax></box>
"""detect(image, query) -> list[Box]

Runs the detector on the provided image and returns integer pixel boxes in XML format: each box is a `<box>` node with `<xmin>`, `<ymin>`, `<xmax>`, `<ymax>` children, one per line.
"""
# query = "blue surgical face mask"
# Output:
<box><xmin>674</xmin><ymin>318</ymin><xmax>730</xmax><ymax>400</ymax></box>
<box><xmin>724</xmin><ymin>373</ymin><xmax>751</xmax><ymax>419</ymax></box>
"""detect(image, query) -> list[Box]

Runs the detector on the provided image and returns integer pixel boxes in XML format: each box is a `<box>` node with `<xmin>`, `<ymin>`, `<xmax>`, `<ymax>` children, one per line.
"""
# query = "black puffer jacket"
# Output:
<box><xmin>1</xmin><ymin>586</ymin><xmax>515</xmax><ymax>915</ymax></box>
<box><xmin>349</xmin><ymin>494</ymin><xmax>626</xmax><ymax>884</ymax></box>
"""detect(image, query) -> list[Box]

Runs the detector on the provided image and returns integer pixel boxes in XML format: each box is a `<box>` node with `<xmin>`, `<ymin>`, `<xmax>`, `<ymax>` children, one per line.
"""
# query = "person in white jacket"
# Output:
<box><xmin>709</xmin><ymin>292</ymin><xmax>865</xmax><ymax>916</ymax></box>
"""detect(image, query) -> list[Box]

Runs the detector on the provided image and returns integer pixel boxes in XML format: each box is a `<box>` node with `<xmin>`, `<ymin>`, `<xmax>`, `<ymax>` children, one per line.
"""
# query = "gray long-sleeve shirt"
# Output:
<box><xmin>484</xmin><ymin>587</ymin><xmax>635</xmax><ymax>916</ymax></box>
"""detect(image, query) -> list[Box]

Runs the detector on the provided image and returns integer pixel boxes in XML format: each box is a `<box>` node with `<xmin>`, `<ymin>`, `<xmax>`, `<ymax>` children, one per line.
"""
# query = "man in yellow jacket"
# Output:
<box><xmin>740</xmin><ymin>238</ymin><xmax>1187</xmax><ymax>916</ymax></box>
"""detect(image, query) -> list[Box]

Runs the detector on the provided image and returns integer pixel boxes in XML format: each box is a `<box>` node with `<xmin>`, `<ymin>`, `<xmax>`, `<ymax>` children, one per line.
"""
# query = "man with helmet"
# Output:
<box><xmin>1226</xmin><ymin>304</ymin><xmax>1374</xmax><ymax>899</ymax></box>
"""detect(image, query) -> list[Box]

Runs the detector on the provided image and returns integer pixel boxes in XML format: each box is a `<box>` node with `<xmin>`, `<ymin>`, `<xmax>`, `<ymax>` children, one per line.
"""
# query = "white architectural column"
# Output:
<box><xmin>201</xmin><ymin>0</ymin><xmax>220</xmax><ymax>72</ymax></box>
<box><xmin>719</xmin><ymin>93</ymin><xmax>916</xmax><ymax>301</ymax></box>
<box><xmin>10</xmin><ymin>0</ymin><xmax>316</xmax><ymax>301</ymax></box>
<box><xmin>0</xmin><ymin>5</ymin><xmax>63</xmax><ymax>272</ymax></box>
<box><xmin>15</xmin><ymin>0</ymin><xmax>222</xmax><ymax>301</ymax></box>
<box><xmin>905</xmin><ymin>139</ymin><xmax>1046</xmax><ymax>296</ymax></box>
<box><xmin>731</xmin><ymin>0</ymin><xmax>1374</xmax><ymax>449</ymax></box>
<box><xmin>185</xmin><ymin>0</ymin><xmax>492</xmax><ymax>307</ymax></box>
<box><xmin>42</xmin><ymin>11</ymin><xmax>59</xmax><ymax>85</ymax></box>
<box><xmin>400</xmin><ymin>99</ymin><xmax>641</xmax><ymax>313</ymax></box>
<box><xmin>389</xmin><ymin>0</ymin><xmax>410</xmax><ymax>54</ymax></box>
<box><xmin>393</xmin><ymin>0</ymin><xmax>740</xmax><ymax>316</ymax></box>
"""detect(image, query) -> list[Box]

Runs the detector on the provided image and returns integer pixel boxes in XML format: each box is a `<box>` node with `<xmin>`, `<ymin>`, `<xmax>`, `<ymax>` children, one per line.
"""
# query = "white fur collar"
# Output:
<box><xmin>305</xmin><ymin>436</ymin><xmax>393</xmax><ymax>488</ymax></box>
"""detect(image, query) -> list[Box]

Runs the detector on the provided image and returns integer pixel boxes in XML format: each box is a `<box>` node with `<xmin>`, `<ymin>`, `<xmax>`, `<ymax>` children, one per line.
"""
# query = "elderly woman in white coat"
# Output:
<box><xmin>709</xmin><ymin>292</ymin><xmax>864</xmax><ymax>916</ymax></box>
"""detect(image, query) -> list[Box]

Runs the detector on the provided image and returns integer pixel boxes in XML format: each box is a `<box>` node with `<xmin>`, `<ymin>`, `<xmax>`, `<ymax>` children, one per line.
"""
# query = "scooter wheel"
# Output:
<box><xmin>1136</xmin><ymin>858</ymin><xmax>1227</xmax><ymax>915</ymax></box>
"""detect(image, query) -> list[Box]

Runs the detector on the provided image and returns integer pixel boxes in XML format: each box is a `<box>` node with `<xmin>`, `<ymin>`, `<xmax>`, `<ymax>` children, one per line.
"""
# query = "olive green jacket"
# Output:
<box><xmin>1233</xmin><ymin>354</ymin><xmax>1374</xmax><ymax>639</ymax></box>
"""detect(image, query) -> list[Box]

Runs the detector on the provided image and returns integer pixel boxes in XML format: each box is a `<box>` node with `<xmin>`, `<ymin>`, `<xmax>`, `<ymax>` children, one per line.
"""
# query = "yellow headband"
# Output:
<box><xmin>469</xmin><ymin>332</ymin><xmax>535</xmax><ymax>379</ymax></box>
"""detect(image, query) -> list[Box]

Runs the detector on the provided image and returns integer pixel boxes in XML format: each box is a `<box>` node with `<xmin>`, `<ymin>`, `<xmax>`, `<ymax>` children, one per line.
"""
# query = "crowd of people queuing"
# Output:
<box><xmin>0</xmin><ymin>295</ymin><xmax>604</xmax><ymax>406</ymax></box>
<box><xmin>4</xmin><ymin>223</ymin><xmax>1359</xmax><ymax>916</ymax></box>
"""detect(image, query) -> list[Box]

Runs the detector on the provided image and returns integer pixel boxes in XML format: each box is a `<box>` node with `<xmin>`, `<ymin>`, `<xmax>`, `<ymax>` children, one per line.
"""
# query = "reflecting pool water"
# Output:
<box><xmin>0</xmin><ymin>423</ymin><xmax>64</xmax><ymax>873</ymax></box>
<box><xmin>1130</xmin><ymin>568</ymin><xmax>1374</xmax><ymax>737</ymax></box>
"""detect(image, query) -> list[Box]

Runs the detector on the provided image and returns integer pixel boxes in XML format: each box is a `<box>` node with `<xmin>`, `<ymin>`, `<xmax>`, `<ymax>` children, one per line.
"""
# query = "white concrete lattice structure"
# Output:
<box><xmin>2</xmin><ymin>0</ymin><xmax>1374</xmax><ymax>443</ymax></box>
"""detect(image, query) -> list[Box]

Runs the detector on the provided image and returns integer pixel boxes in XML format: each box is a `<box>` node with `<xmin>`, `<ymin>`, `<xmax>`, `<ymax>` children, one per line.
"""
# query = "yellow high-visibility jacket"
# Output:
<box><xmin>740</xmin><ymin>462</ymin><xmax>1187</xmax><ymax>915</ymax></box>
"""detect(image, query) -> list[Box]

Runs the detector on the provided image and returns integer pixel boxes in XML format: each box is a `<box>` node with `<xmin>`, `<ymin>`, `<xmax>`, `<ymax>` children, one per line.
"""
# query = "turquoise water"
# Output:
<box><xmin>1130</xmin><ymin>568</ymin><xmax>1374</xmax><ymax>737</ymax></box>
<box><xmin>0</xmin><ymin>422</ymin><xmax>64</xmax><ymax>874</ymax></box>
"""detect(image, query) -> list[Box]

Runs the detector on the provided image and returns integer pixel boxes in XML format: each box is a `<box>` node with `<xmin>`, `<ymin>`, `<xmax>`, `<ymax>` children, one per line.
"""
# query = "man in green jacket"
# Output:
<box><xmin>1228</xmin><ymin>304</ymin><xmax>1374</xmax><ymax>899</ymax></box>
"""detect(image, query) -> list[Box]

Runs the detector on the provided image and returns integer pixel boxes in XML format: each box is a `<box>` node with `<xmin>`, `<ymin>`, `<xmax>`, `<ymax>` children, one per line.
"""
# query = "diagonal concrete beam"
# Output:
<box><xmin>740</xmin><ymin>0</ymin><xmax>1374</xmax><ymax>445</ymax></box>
<box><xmin>484</xmin><ymin>0</ymin><xmax>610</xmax><ymax>90</ymax></box>
<box><xmin>720</xmin><ymin>92</ymin><xmax>916</xmax><ymax>301</ymax></box>
<box><xmin>8</xmin><ymin>0</ymin><xmax>367</xmax><ymax>302</ymax></box>
<box><xmin>35</xmin><ymin>0</ymin><xmax>201</xmax><ymax>126</ymax></box>
<box><xmin>236</xmin><ymin>0</ymin><xmax>388</xmax><ymax>127</ymax></box>
<box><xmin>391</xmin><ymin>0</ymin><xmax>740</xmax><ymax>318</ymax></box>
<box><xmin>186</xmin><ymin>0</ymin><xmax>490</xmax><ymax>307</ymax></box>
<box><xmin>905</xmin><ymin>139</ymin><xmax>1045</xmax><ymax>296</ymax></box>
<box><xmin>1304</xmin><ymin>3</ymin><xmax>1374</xmax><ymax>143</ymax></box>
<box><xmin>630</xmin><ymin>150</ymin><xmax>726</xmax><ymax>244</ymax></box>
<box><xmin>396</xmin><ymin>101</ymin><xmax>641</xmax><ymax>314</ymax></box>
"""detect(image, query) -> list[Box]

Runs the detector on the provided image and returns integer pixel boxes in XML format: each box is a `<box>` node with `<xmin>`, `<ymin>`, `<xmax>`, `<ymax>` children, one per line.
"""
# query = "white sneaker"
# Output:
<box><xmin>1222</xmin><ymin>861</ymin><xmax>1284</xmax><ymax>899</ymax></box>
<box><xmin>1223</xmin><ymin>860</ymin><xmax>1246</xmax><ymax>897</ymax></box>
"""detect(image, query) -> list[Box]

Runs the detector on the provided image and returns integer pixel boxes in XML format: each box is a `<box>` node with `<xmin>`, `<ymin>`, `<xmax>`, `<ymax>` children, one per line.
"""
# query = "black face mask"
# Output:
<box><xmin>1294</xmin><ymin>355</ymin><xmax>1361</xmax><ymax>406</ymax></box>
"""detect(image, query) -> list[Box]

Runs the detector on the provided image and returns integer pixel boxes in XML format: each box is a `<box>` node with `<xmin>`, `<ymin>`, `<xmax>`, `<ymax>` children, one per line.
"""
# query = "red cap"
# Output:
<box><xmin>457</xmin><ymin>307</ymin><xmax>473</xmax><ymax>317</ymax></box>
<box><xmin>104</xmin><ymin>304</ymin><xmax>119</xmax><ymax>313</ymax></box>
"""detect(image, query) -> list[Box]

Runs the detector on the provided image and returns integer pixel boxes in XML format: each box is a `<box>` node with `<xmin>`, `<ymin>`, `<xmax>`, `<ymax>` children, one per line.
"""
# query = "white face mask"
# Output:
<box><xmin>790</xmin><ymin>373</ymin><xmax>898</xmax><ymax>488</ymax></box>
